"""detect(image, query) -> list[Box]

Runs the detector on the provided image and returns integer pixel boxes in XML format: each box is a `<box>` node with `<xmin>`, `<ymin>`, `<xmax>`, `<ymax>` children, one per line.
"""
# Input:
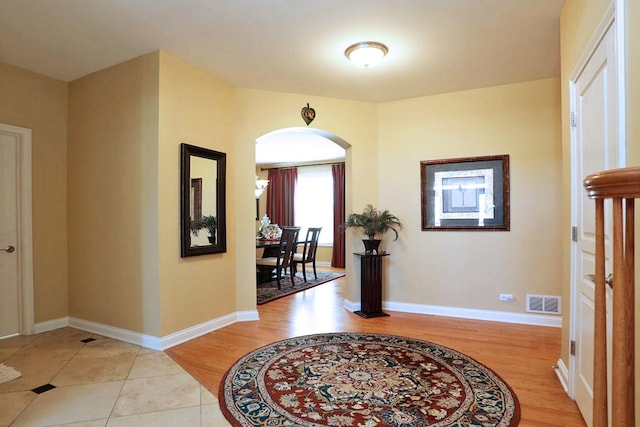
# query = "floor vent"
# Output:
<box><xmin>526</xmin><ymin>294</ymin><xmax>561</xmax><ymax>315</ymax></box>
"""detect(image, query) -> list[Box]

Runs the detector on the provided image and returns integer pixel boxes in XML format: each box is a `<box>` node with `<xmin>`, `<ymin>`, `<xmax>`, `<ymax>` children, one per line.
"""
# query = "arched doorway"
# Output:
<box><xmin>256</xmin><ymin>127</ymin><xmax>349</xmax><ymax>165</ymax></box>
<box><xmin>254</xmin><ymin>127</ymin><xmax>350</xmax><ymax>292</ymax></box>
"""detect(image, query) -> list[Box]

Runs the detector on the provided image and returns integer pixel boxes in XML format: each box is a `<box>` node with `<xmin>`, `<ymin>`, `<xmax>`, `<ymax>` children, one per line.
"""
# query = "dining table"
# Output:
<box><xmin>255</xmin><ymin>239</ymin><xmax>282</xmax><ymax>249</ymax></box>
<box><xmin>256</xmin><ymin>238</ymin><xmax>309</xmax><ymax>253</ymax></box>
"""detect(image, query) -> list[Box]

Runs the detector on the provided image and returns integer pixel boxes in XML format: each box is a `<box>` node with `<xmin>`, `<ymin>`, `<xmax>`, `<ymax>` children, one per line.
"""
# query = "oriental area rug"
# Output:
<box><xmin>220</xmin><ymin>332</ymin><xmax>520</xmax><ymax>427</ymax></box>
<box><xmin>257</xmin><ymin>271</ymin><xmax>345</xmax><ymax>305</ymax></box>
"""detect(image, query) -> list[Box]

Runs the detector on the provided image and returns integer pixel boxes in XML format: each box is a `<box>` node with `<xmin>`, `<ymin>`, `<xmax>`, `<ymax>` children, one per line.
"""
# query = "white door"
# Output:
<box><xmin>0</xmin><ymin>123</ymin><xmax>33</xmax><ymax>338</ymax></box>
<box><xmin>0</xmin><ymin>130</ymin><xmax>20</xmax><ymax>336</ymax></box>
<box><xmin>571</xmin><ymin>22</ymin><xmax>620</xmax><ymax>426</ymax></box>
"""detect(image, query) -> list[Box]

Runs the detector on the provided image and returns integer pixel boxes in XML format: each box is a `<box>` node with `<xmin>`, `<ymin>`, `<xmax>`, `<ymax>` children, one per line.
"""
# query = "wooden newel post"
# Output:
<box><xmin>584</xmin><ymin>167</ymin><xmax>639</xmax><ymax>427</ymax></box>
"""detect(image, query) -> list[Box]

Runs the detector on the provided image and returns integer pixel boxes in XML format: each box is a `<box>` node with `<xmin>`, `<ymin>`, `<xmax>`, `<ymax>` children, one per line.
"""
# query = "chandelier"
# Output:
<box><xmin>255</xmin><ymin>176</ymin><xmax>269</xmax><ymax>199</ymax></box>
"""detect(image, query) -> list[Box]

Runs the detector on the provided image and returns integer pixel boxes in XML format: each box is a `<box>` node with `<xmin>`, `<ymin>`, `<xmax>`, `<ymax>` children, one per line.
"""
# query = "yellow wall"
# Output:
<box><xmin>0</xmin><ymin>62</ymin><xmax>69</xmax><ymax>323</ymax></box>
<box><xmin>1</xmin><ymin>57</ymin><xmax>563</xmax><ymax>335</ymax></box>
<box><xmin>66</xmin><ymin>51</ymin><xmax>239</xmax><ymax>337</ymax></box>
<box><xmin>157</xmin><ymin>52</ymin><xmax>237</xmax><ymax>335</ymax></box>
<box><xmin>315</xmin><ymin>247</ymin><xmax>333</xmax><ymax>265</ymax></box>
<box><xmin>67</xmin><ymin>53</ymin><xmax>161</xmax><ymax>335</ymax></box>
<box><xmin>379</xmin><ymin>78</ymin><xmax>562</xmax><ymax>311</ymax></box>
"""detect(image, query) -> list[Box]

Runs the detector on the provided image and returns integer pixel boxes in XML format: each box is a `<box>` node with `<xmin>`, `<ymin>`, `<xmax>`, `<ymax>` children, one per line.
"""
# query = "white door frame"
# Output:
<box><xmin>567</xmin><ymin>0</ymin><xmax>626</xmax><ymax>400</ymax></box>
<box><xmin>0</xmin><ymin>123</ymin><xmax>34</xmax><ymax>336</ymax></box>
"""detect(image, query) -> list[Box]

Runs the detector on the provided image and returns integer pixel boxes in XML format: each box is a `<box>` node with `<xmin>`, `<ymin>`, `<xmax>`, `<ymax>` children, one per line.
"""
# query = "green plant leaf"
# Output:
<box><xmin>342</xmin><ymin>204</ymin><xmax>402</xmax><ymax>240</ymax></box>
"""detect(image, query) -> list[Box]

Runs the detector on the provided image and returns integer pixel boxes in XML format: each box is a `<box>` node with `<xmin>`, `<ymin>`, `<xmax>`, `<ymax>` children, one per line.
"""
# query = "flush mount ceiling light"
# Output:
<box><xmin>345</xmin><ymin>41</ymin><xmax>389</xmax><ymax>68</ymax></box>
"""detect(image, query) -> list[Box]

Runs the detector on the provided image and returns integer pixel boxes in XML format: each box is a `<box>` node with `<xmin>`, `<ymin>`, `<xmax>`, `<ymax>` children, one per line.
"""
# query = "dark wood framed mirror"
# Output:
<box><xmin>180</xmin><ymin>143</ymin><xmax>227</xmax><ymax>257</ymax></box>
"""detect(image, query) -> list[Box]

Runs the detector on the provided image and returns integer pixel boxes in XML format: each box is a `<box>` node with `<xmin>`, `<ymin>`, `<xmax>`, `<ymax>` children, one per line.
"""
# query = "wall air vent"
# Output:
<box><xmin>526</xmin><ymin>294</ymin><xmax>561</xmax><ymax>315</ymax></box>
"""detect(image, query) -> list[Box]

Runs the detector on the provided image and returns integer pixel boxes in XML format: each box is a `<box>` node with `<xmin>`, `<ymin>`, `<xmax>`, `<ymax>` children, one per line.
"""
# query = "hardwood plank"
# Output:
<box><xmin>166</xmin><ymin>272</ymin><xmax>586</xmax><ymax>426</ymax></box>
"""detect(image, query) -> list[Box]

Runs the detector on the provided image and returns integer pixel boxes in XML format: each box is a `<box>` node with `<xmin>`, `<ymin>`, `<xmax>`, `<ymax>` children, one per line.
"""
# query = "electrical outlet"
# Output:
<box><xmin>499</xmin><ymin>293</ymin><xmax>513</xmax><ymax>302</ymax></box>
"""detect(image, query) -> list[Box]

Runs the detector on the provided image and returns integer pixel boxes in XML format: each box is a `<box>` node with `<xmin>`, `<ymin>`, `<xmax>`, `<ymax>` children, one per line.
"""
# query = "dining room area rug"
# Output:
<box><xmin>220</xmin><ymin>332</ymin><xmax>520</xmax><ymax>427</ymax></box>
<box><xmin>256</xmin><ymin>271</ymin><xmax>344</xmax><ymax>305</ymax></box>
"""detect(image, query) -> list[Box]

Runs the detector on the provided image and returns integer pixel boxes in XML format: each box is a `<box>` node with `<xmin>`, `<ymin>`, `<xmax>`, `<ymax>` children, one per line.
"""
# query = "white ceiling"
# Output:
<box><xmin>0</xmin><ymin>0</ymin><xmax>563</xmax><ymax>103</ymax></box>
<box><xmin>0</xmin><ymin>0</ymin><xmax>564</xmax><ymax>164</ymax></box>
<box><xmin>256</xmin><ymin>128</ymin><xmax>346</xmax><ymax>166</ymax></box>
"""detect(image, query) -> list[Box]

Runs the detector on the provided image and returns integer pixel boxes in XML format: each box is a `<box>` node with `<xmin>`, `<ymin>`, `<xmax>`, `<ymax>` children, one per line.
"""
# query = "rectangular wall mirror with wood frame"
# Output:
<box><xmin>180</xmin><ymin>143</ymin><xmax>227</xmax><ymax>257</ymax></box>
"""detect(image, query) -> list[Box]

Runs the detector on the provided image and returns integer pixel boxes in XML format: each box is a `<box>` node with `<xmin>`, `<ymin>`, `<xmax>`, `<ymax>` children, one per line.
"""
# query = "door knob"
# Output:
<box><xmin>585</xmin><ymin>273</ymin><xmax>613</xmax><ymax>288</ymax></box>
<box><xmin>605</xmin><ymin>273</ymin><xmax>613</xmax><ymax>288</ymax></box>
<box><xmin>2</xmin><ymin>245</ymin><xmax>15</xmax><ymax>253</ymax></box>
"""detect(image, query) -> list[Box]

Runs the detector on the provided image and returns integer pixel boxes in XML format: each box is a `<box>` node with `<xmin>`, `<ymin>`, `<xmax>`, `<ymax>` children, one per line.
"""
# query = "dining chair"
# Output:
<box><xmin>256</xmin><ymin>226</ymin><xmax>300</xmax><ymax>289</ymax></box>
<box><xmin>292</xmin><ymin>227</ymin><xmax>322</xmax><ymax>282</ymax></box>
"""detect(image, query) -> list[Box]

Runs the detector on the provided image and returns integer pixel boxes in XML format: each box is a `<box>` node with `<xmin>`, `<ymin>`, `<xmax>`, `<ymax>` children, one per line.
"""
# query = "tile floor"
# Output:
<box><xmin>0</xmin><ymin>327</ymin><xmax>231</xmax><ymax>426</ymax></box>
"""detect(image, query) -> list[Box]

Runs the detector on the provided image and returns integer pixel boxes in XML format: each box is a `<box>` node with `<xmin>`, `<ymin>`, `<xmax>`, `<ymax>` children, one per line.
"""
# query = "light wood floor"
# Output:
<box><xmin>166</xmin><ymin>272</ymin><xmax>586</xmax><ymax>426</ymax></box>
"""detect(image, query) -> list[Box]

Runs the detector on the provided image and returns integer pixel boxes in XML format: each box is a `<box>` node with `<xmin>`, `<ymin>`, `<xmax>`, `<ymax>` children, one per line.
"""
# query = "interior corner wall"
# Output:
<box><xmin>0</xmin><ymin>62</ymin><xmax>69</xmax><ymax>323</ymax></box>
<box><xmin>378</xmin><ymin>78</ymin><xmax>562</xmax><ymax>312</ymax></box>
<box><xmin>157</xmin><ymin>52</ymin><xmax>238</xmax><ymax>336</ymax></box>
<box><xmin>67</xmin><ymin>52</ymin><xmax>161</xmax><ymax>336</ymax></box>
<box><xmin>559</xmin><ymin>0</ymin><xmax>614</xmax><ymax>380</ymax></box>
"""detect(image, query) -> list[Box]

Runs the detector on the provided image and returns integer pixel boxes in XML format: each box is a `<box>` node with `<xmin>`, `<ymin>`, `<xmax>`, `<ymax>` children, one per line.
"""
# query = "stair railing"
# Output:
<box><xmin>583</xmin><ymin>166</ymin><xmax>639</xmax><ymax>427</ymax></box>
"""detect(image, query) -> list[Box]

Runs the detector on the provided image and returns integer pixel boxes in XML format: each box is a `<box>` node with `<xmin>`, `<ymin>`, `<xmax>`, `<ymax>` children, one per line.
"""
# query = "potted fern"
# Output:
<box><xmin>343</xmin><ymin>204</ymin><xmax>402</xmax><ymax>254</ymax></box>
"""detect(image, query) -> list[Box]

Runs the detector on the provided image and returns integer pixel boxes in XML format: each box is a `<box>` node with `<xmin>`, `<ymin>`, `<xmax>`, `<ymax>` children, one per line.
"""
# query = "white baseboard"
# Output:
<box><xmin>68</xmin><ymin>317</ymin><xmax>164</xmax><ymax>350</ymax></box>
<box><xmin>35</xmin><ymin>317</ymin><xmax>69</xmax><ymax>334</ymax></box>
<box><xmin>161</xmin><ymin>310</ymin><xmax>259</xmax><ymax>349</ymax></box>
<box><xmin>236</xmin><ymin>310</ymin><xmax>260</xmax><ymax>322</ymax></box>
<box><xmin>555</xmin><ymin>357</ymin><xmax>571</xmax><ymax>395</ymax></box>
<box><xmin>47</xmin><ymin>309</ymin><xmax>262</xmax><ymax>351</ymax></box>
<box><xmin>39</xmin><ymin>298</ymin><xmax>561</xmax><ymax>351</ymax></box>
<box><xmin>342</xmin><ymin>299</ymin><xmax>359</xmax><ymax>312</ymax></box>
<box><xmin>343</xmin><ymin>299</ymin><xmax>562</xmax><ymax>328</ymax></box>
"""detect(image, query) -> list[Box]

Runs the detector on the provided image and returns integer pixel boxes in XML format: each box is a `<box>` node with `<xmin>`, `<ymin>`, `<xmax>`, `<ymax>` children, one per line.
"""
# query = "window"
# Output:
<box><xmin>294</xmin><ymin>165</ymin><xmax>334</xmax><ymax>244</ymax></box>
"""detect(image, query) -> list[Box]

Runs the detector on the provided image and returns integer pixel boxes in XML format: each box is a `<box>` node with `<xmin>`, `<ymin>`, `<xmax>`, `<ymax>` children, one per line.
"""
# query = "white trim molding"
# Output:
<box><xmin>555</xmin><ymin>358</ymin><xmax>571</xmax><ymax>395</ymax></box>
<box><xmin>161</xmin><ymin>310</ymin><xmax>259</xmax><ymax>349</ymax></box>
<box><xmin>68</xmin><ymin>317</ymin><xmax>164</xmax><ymax>350</ymax></box>
<box><xmin>342</xmin><ymin>299</ymin><xmax>360</xmax><ymax>313</ymax></box>
<box><xmin>39</xmin><ymin>309</ymin><xmax>262</xmax><ymax>351</ymax></box>
<box><xmin>34</xmin><ymin>317</ymin><xmax>69</xmax><ymax>334</ymax></box>
<box><xmin>343</xmin><ymin>299</ymin><xmax>562</xmax><ymax>328</ymax></box>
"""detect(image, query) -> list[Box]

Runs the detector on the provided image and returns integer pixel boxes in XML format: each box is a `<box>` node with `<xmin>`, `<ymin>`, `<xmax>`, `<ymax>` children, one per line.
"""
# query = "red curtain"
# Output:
<box><xmin>331</xmin><ymin>163</ymin><xmax>345</xmax><ymax>268</ymax></box>
<box><xmin>266</xmin><ymin>168</ymin><xmax>297</xmax><ymax>227</ymax></box>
